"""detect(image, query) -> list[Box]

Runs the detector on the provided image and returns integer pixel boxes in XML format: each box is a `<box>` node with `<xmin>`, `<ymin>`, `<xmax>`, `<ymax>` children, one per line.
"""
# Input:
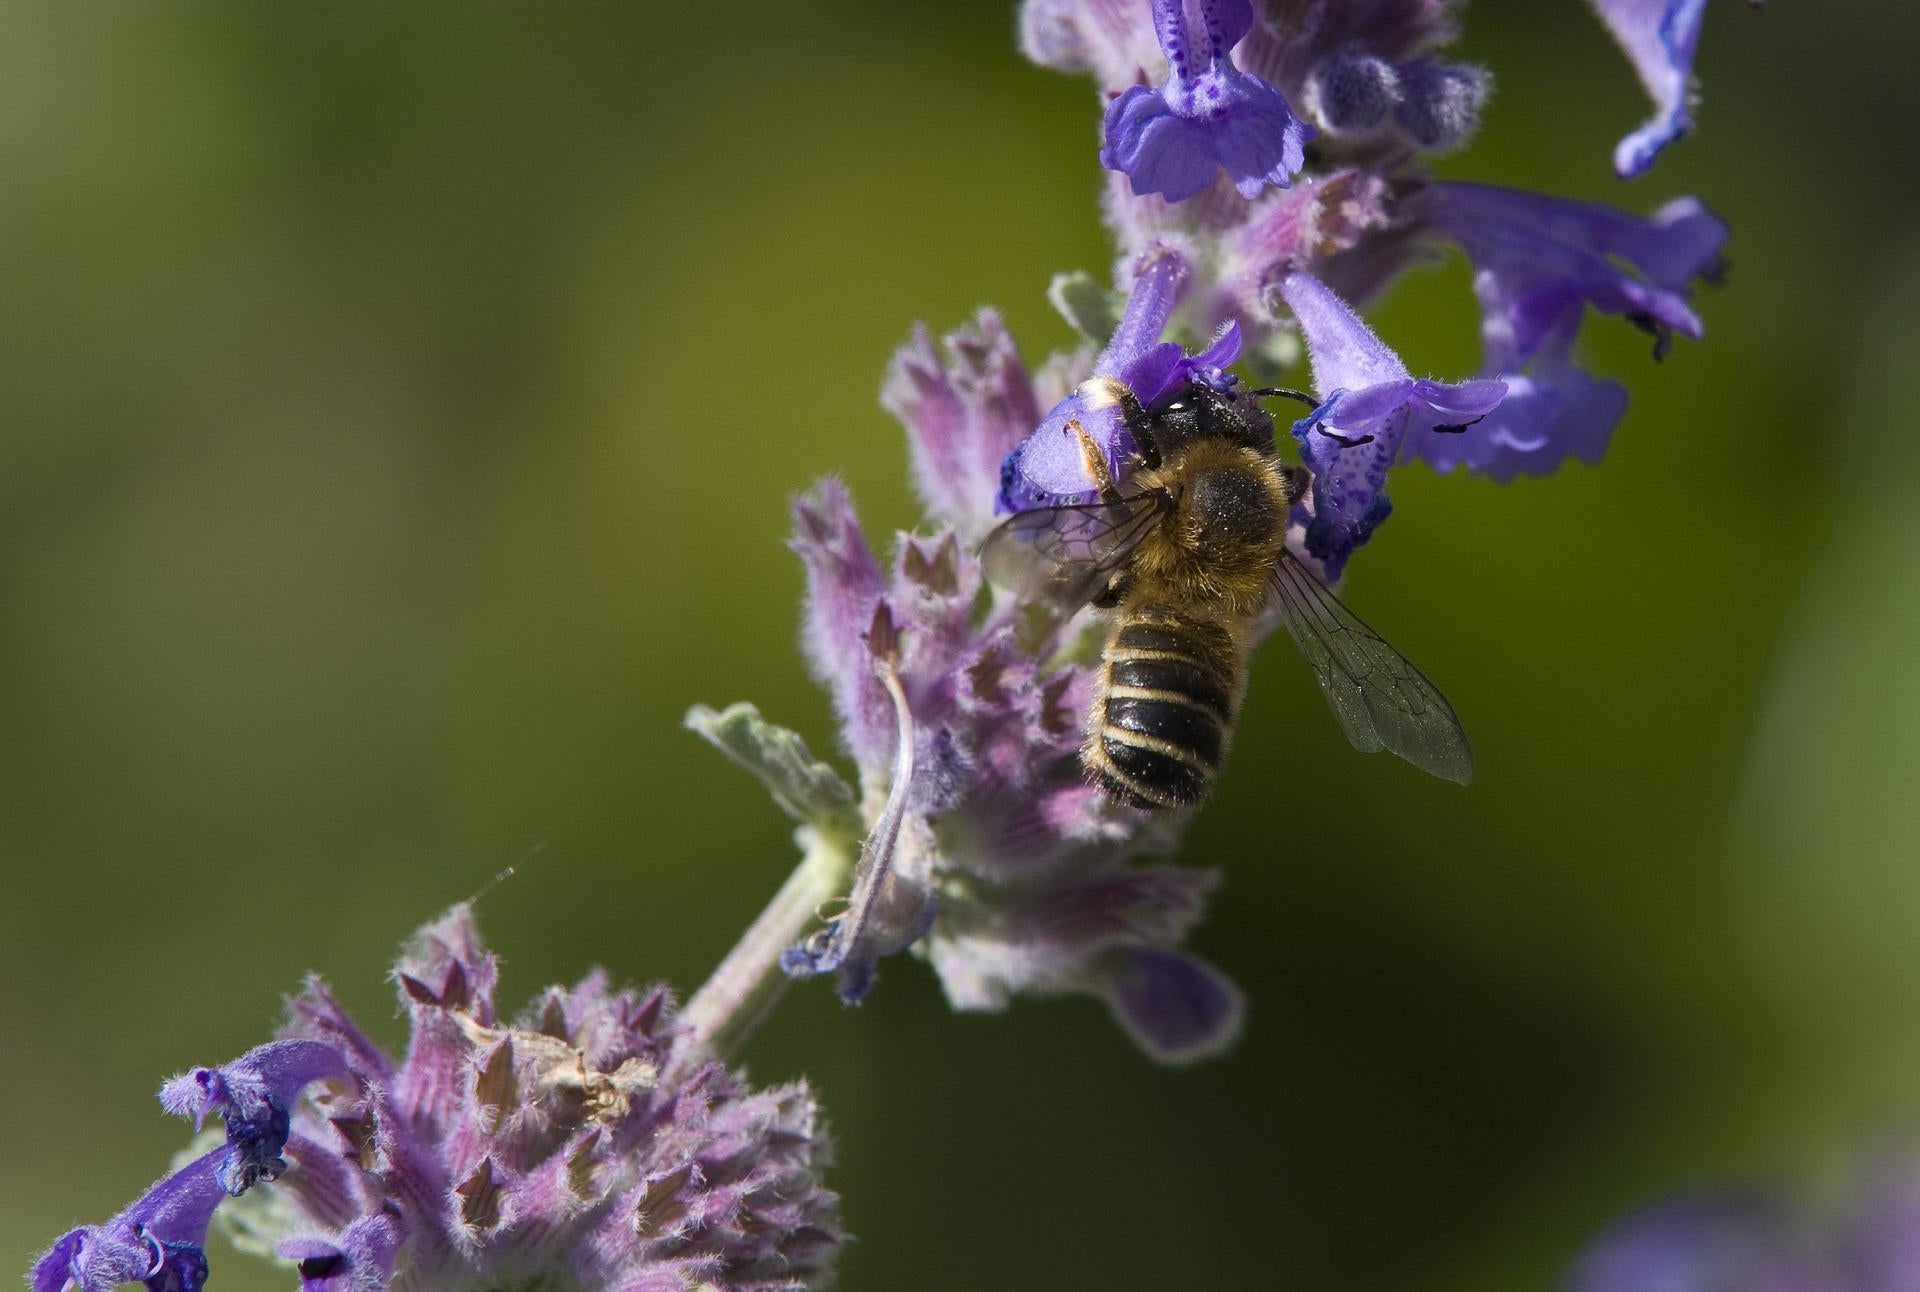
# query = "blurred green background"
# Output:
<box><xmin>4</xmin><ymin>3</ymin><xmax>1917</xmax><ymax>1288</ymax></box>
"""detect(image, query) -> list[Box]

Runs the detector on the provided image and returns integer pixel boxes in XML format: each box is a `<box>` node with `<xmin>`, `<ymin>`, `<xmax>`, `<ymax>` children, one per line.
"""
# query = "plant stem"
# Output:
<box><xmin>680</xmin><ymin>831</ymin><xmax>852</xmax><ymax>1065</ymax></box>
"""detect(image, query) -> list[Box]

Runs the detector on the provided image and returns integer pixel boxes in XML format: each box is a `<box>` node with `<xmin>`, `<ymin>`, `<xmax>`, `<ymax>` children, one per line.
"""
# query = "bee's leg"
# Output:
<box><xmin>1092</xmin><ymin>570</ymin><xmax>1134</xmax><ymax>609</ymax></box>
<box><xmin>1078</xmin><ymin>379</ymin><xmax>1163</xmax><ymax>472</ymax></box>
<box><xmin>1069</xmin><ymin>418</ymin><xmax>1124</xmax><ymax>501</ymax></box>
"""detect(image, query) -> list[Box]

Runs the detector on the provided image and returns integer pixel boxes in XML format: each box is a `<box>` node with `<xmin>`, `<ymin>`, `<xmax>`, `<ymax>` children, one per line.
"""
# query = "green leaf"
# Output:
<box><xmin>1048</xmin><ymin>270</ymin><xmax>1124</xmax><ymax>344</ymax></box>
<box><xmin>685</xmin><ymin>702</ymin><xmax>860</xmax><ymax>837</ymax></box>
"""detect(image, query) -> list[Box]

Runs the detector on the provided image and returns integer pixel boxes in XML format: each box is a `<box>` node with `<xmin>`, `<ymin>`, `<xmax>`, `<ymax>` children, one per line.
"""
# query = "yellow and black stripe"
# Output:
<box><xmin>1086</xmin><ymin>616</ymin><xmax>1238</xmax><ymax>810</ymax></box>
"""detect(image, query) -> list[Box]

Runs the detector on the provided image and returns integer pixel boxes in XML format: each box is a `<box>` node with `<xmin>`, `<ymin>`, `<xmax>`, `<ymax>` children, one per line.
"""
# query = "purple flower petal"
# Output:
<box><xmin>883</xmin><ymin>310</ymin><xmax>1045</xmax><ymax>542</ymax></box>
<box><xmin>279</xmin><ymin>1209</ymin><xmax>406</xmax><ymax>1292</ymax></box>
<box><xmin>31</xmin><ymin>1151</ymin><xmax>226</xmax><ymax>1292</ymax></box>
<box><xmin>1407</xmin><ymin>365</ymin><xmax>1626</xmax><ymax>480</ymax></box>
<box><xmin>1283</xmin><ymin>266</ymin><xmax>1410</xmax><ymax>390</ymax></box>
<box><xmin>1420</xmin><ymin>182</ymin><xmax>1725</xmax><ymax>478</ymax></box>
<box><xmin>996</xmin><ymin>246</ymin><xmax>1193</xmax><ymax>511</ymax></box>
<box><xmin>1564</xmin><ymin>1192</ymin><xmax>1827</xmax><ymax>1292</ymax></box>
<box><xmin>1094</xmin><ymin>947</ymin><xmax>1244</xmax><ymax>1065</ymax></box>
<box><xmin>1587</xmin><ymin>0</ymin><xmax>1710</xmax><ymax>178</ymax></box>
<box><xmin>1280</xmin><ymin>272</ymin><xmax>1505</xmax><ymax>576</ymax></box>
<box><xmin>1099</xmin><ymin>0</ymin><xmax>1313</xmax><ymax>203</ymax></box>
<box><xmin>159</xmin><ymin>1039</ymin><xmax>350</xmax><ymax>1196</ymax></box>
<box><xmin>1429</xmin><ymin>183</ymin><xmax>1726</xmax><ymax>366</ymax></box>
<box><xmin>1098</xmin><ymin>242</ymin><xmax>1193</xmax><ymax>387</ymax></box>
<box><xmin>790</xmin><ymin>479</ymin><xmax>893</xmax><ymax>768</ymax></box>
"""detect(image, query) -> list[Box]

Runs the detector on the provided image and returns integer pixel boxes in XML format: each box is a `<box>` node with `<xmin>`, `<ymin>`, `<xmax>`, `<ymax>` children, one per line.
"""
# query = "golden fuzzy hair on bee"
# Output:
<box><xmin>1127</xmin><ymin>438</ymin><xmax>1292</xmax><ymax>618</ymax></box>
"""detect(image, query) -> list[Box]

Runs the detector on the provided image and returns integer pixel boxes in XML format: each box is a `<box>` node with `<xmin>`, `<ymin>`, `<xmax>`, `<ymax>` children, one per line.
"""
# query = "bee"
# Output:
<box><xmin>981</xmin><ymin>374</ymin><xmax>1472</xmax><ymax>809</ymax></box>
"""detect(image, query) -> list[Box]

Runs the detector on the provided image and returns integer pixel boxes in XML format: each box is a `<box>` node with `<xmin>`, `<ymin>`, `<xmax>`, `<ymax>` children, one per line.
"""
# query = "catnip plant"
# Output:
<box><xmin>29</xmin><ymin>2</ymin><xmax>1739</xmax><ymax>1289</ymax></box>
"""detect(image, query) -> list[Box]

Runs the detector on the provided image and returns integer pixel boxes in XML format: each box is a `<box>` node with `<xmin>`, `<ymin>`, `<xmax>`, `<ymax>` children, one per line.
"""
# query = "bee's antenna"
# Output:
<box><xmin>1246</xmin><ymin>387</ymin><xmax>1322</xmax><ymax>409</ymax></box>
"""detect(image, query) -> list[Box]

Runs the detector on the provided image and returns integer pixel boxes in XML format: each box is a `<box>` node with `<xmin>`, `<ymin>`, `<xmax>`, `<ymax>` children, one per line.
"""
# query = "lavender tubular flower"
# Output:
<box><xmin>1418</xmin><ymin>182</ymin><xmax>1727</xmax><ymax>479</ymax></box>
<box><xmin>997</xmin><ymin>243</ymin><xmax>1232</xmax><ymax>512</ymax></box>
<box><xmin>1564</xmin><ymin>1148</ymin><xmax>1920</xmax><ymax>1292</ymax></box>
<box><xmin>1280</xmin><ymin>270</ymin><xmax>1505</xmax><ymax>576</ymax></box>
<box><xmin>160</xmin><ymin>1041</ymin><xmax>351</xmax><ymax>1197</ymax></box>
<box><xmin>29</xmin><ymin>907</ymin><xmax>842</xmax><ymax>1292</ymax></box>
<box><xmin>1099</xmin><ymin>0</ymin><xmax>1313</xmax><ymax>202</ymax></box>
<box><xmin>31</xmin><ymin>1153</ymin><xmax>226</xmax><ymax>1292</ymax></box>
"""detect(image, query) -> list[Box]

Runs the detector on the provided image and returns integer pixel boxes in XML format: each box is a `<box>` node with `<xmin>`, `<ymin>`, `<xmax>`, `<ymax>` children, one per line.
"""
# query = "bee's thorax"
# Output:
<box><xmin>1128</xmin><ymin>438</ymin><xmax>1290</xmax><ymax>618</ymax></box>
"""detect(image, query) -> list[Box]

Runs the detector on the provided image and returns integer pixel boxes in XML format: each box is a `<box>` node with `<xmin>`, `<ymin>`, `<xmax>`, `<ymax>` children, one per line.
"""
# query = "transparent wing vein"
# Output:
<box><xmin>1271</xmin><ymin>553</ymin><xmax>1474</xmax><ymax>784</ymax></box>
<box><xmin>979</xmin><ymin>492</ymin><xmax>1168</xmax><ymax>611</ymax></box>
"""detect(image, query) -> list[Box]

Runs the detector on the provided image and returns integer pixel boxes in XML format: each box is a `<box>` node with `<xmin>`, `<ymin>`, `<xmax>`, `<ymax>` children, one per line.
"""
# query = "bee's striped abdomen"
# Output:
<box><xmin>1086</xmin><ymin>614</ymin><xmax>1241</xmax><ymax>811</ymax></box>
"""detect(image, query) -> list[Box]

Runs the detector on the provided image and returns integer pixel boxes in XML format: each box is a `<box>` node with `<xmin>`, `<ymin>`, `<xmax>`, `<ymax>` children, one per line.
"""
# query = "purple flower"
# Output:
<box><xmin>160</xmin><ymin>1040</ymin><xmax>350</xmax><ymax>1196</ymax></box>
<box><xmin>1099</xmin><ymin>0</ymin><xmax>1313</xmax><ymax>203</ymax></box>
<box><xmin>996</xmin><ymin>244</ymin><xmax>1264</xmax><ymax>514</ymax></box>
<box><xmin>1563</xmin><ymin>1146</ymin><xmax>1920</xmax><ymax>1292</ymax></box>
<box><xmin>1419</xmin><ymin>181</ymin><xmax>1726</xmax><ymax>480</ymax></box>
<box><xmin>31</xmin><ymin>1153</ymin><xmax>226</xmax><ymax>1292</ymax></box>
<box><xmin>29</xmin><ymin>907</ymin><xmax>842</xmax><ymax>1291</ymax></box>
<box><xmin>1566</xmin><ymin>1193</ymin><xmax>1827</xmax><ymax>1292</ymax></box>
<box><xmin>1279</xmin><ymin>271</ymin><xmax>1506</xmax><ymax>578</ymax></box>
<box><xmin>1587</xmin><ymin>0</ymin><xmax>1715</xmax><ymax>178</ymax></box>
<box><xmin>277</xmin><ymin>1210</ymin><xmax>404</xmax><ymax>1292</ymax></box>
<box><xmin>883</xmin><ymin>309</ymin><xmax>1046</xmax><ymax>544</ymax></box>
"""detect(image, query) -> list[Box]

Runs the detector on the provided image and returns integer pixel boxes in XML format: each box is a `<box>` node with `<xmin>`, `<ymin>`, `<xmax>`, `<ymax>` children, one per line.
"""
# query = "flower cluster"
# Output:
<box><xmin>749</xmin><ymin>0</ymin><xmax>1731</xmax><ymax>1057</ymax></box>
<box><xmin>31</xmin><ymin>907</ymin><xmax>839</xmax><ymax>1292</ymax></box>
<box><xmin>771</xmin><ymin>318</ymin><xmax>1243</xmax><ymax>1063</ymax></box>
<box><xmin>1008</xmin><ymin>0</ymin><xmax>1729</xmax><ymax>563</ymax></box>
<box><xmin>1566</xmin><ymin>1148</ymin><xmax>1920</xmax><ymax>1291</ymax></box>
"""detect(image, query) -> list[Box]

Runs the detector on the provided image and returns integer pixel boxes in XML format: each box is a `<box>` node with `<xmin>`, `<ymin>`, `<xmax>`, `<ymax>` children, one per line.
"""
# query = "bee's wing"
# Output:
<box><xmin>979</xmin><ymin>492</ymin><xmax>1169</xmax><ymax>611</ymax></box>
<box><xmin>1269</xmin><ymin>552</ymin><xmax>1474</xmax><ymax>785</ymax></box>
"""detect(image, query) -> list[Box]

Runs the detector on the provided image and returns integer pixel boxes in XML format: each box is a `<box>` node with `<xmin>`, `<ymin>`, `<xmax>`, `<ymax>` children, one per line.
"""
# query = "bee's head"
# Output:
<box><xmin>1144</xmin><ymin>379</ymin><xmax>1274</xmax><ymax>459</ymax></box>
